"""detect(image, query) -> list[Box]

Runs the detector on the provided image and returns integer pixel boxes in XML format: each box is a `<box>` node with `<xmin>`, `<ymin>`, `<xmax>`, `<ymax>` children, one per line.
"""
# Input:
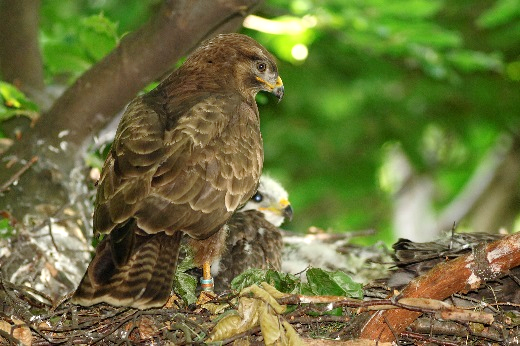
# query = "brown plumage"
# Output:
<box><xmin>72</xmin><ymin>33</ymin><xmax>283</xmax><ymax>309</ymax></box>
<box><xmin>192</xmin><ymin>175</ymin><xmax>292</xmax><ymax>291</ymax></box>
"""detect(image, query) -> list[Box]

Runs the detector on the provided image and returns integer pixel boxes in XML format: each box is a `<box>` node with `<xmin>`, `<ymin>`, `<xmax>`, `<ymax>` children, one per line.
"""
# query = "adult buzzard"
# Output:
<box><xmin>72</xmin><ymin>33</ymin><xmax>284</xmax><ymax>309</ymax></box>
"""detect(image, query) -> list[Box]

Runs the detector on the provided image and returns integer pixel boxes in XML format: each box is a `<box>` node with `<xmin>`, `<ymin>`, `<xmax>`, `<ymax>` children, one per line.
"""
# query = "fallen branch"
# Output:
<box><xmin>359</xmin><ymin>232</ymin><xmax>520</xmax><ymax>342</ymax></box>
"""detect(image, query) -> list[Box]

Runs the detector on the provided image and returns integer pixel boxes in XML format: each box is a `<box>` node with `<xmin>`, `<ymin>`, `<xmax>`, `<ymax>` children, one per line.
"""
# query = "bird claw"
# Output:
<box><xmin>197</xmin><ymin>290</ymin><xmax>217</xmax><ymax>305</ymax></box>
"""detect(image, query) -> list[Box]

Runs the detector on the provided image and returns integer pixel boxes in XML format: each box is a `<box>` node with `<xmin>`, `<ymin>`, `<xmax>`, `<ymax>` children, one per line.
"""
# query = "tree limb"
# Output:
<box><xmin>33</xmin><ymin>0</ymin><xmax>263</xmax><ymax>152</ymax></box>
<box><xmin>359</xmin><ymin>232</ymin><xmax>520</xmax><ymax>342</ymax></box>
<box><xmin>0</xmin><ymin>0</ymin><xmax>45</xmax><ymax>101</ymax></box>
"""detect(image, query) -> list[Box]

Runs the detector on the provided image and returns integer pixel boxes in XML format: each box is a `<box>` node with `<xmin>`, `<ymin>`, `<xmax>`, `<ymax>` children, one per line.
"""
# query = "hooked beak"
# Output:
<box><xmin>272</xmin><ymin>76</ymin><xmax>284</xmax><ymax>101</ymax></box>
<box><xmin>282</xmin><ymin>204</ymin><xmax>293</xmax><ymax>221</ymax></box>
<box><xmin>279</xmin><ymin>198</ymin><xmax>293</xmax><ymax>222</ymax></box>
<box><xmin>256</xmin><ymin>76</ymin><xmax>284</xmax><ymax>101</ymax></box>
<box><xmin>259</xmin><ymin>197</ymin><xmax>293</xmax><ymax>223</ymax></box>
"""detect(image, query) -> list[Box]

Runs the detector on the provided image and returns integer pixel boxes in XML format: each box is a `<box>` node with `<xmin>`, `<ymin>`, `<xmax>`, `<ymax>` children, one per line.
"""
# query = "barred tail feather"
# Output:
<box><xmin>72</xmin><ymin>231</ymin><xmax>182</xmax><ymax>309</ymax></box>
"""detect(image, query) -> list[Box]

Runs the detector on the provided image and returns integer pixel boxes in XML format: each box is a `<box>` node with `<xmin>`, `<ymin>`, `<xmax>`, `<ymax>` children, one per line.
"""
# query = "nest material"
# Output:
<box><xmin>2</xmin><ymin>230</ymin><xmax>520</xmax><ymax>345</ymax></box>
<box><xmin>1</xmin><ymin>263</ymin><xmax>520</xmax><ymax>344</ymax></box>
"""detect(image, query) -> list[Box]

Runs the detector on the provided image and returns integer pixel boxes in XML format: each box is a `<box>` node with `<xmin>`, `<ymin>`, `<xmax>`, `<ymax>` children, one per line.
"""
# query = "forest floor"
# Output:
<box><xmin>1</xmin><ymin>228</ymin><xmax>520</xmax><ymax>345</ymax></box>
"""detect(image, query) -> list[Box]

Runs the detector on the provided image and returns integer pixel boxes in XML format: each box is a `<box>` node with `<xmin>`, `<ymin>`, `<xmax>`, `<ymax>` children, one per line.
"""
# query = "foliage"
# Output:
<box><xmin>0</xmin><ymin>82</ymin><xmax>39</xmax><ymax>125</ymax></box>
<box><xmin>0</xmin><ymin>217</ymin><xmax>14</xmax><ymax>239</ymax></box>
<box><xmin>173</xmin><ymin>265</ymin><xmax>363</xmax><ymax>307</ymax></box>
<box><xmin>2</xmin><ymin>0</ymin><xmax>520</xmax><ymax>243</ymax></box>
<box><xmin>247</xmin><ymin>0</ymin><xmax>520</xmax><ymax>240</ymax></box>
<box><xmin>231</xmin><ymin>268</ymin><xmax>363</xmax><ymax>299</ymax></box>
<box><xmin>41</xmin><ymin>12</ymin><xmax>120</xmax><ymax>82</ymax></box>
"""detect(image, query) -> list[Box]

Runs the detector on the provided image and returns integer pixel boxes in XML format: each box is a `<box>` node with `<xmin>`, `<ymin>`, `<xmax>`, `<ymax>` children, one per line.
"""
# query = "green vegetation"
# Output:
<box><xmin>1</xmin><ymin>0</ymin><xmax>519</xmax><ymax>243</ymax></box>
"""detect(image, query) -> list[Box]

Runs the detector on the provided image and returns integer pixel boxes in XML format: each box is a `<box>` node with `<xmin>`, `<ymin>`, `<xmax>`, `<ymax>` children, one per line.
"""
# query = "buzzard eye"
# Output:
<box><xmin>256</xmin><ymin>62</ymin><xmax>267</xmax><ymax>72</ymax></box>
<box><xmin>252</xmin><ymin>192</ymin><xmax>263</xmax><ymax>202</ymax></box>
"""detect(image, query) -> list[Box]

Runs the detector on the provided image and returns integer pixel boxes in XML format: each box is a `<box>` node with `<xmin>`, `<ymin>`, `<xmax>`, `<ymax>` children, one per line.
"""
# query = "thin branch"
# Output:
<box><xmin>0</xmin><ymin>156</ymin><xmax>38</xmax><ymax>193</ymax></box>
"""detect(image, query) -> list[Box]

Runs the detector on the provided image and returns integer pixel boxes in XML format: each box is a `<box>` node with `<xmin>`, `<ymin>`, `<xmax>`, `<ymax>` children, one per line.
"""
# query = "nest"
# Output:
<box><xmin>2</xmin><ymin>229</ymin><xmax>520</xmax><ymax>345</ymax></box>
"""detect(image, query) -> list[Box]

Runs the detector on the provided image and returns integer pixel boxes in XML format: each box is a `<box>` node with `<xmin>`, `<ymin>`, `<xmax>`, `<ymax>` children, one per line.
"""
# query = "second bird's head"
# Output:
<box><xmin>240</xmin><ymin>175</ymin><xmax>293</xmax><ymax>227</ymax></box>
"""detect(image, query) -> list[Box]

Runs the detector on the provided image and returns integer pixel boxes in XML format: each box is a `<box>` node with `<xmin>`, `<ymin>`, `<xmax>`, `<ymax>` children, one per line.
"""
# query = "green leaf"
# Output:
<box><xmin>0</xmin><ymin>218</ymin><xmax>14</xmax><ymax>239</ymax></box>
<box><xmin>295</xmin><ymin>282</ymin><xmax>314</xmax><ymax>296</ymax></box>
<box><xmin>477</xmin><ymin>0</ymin><xmax>520</xmax><ymax>28</ymax></box>
<box><xmin>0</xmin><ymin>82</ymin><xmax>39</xmax><ymax>122</ymax></box>
<box><xmin>79</xmin><ymin>14</ymin><xmax>119</xmax><ymax>61</ymax></box>
<box><xmin>41</xmin><ymin>12</ymin><xmax>119</xmax><ymax>81</ymax></box>
<box><xmin>329</xmin><ymin>270</ymin><xmax>364</xmax><ymax>299</ymax></box>
<box><xmin>84</xmin><ymin>152</ymin><xmax>105</xmax><ymax>170</ymax></box>
<box><xmin>447</xmin><ymin>50</ymin><xmax>503</xmax><ymax>72</ymax></box>
<box><xmin>306</xmin><ymin>268</ymin><xmax>363</xmax><ymax>299</ymax></box>
<box><xmin>231</xmin><ymin>269</ymin><xmax>300</xmax><ymax>293</ymax></box>
<box><xmin>176</xmin><ymin>245</ymin><xmax>197</xmax><ymax>272</ymax></box>
<box><xmin>42</xmin><ymin>41</ymin><xmax>92</xmax><ymax>78</ymax></box>
<box><xmin>231</xmin><ymin>268</ymin><xmax>270</xmax><ymax>291</ymax></box>
<box><xmin>173</xmin><ymin>272</ymin><xmax>198</xmax><ymax>305</ymax></box>
<box><xmin>265</xmin><ymin>270</ymin><xmax>300</xmax><ymax>293</ymax></box>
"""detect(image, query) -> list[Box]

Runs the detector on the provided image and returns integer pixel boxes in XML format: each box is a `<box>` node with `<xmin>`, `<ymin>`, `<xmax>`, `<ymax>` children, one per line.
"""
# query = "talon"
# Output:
<box><xmin>197</xmin><ymin>290</ymin><xmax>217</xmax><ymax>305</ymax></box>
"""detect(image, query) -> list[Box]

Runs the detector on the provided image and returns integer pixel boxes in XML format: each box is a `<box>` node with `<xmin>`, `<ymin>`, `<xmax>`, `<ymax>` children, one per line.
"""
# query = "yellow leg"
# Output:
<box><xmin>197</xmin><ymin>261</ymin><xmax>216</xmax><ymax>305</ymax></box>
<box><xmin>200</xmin><ymin>261</ymin><xmax>214</xmax><ymax>292</ymax></box>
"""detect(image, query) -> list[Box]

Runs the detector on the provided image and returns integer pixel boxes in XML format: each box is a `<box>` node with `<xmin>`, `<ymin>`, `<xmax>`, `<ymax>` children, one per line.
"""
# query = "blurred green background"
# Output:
<box><xmin>3</xmin><ymin>0</ymin><xmax>520</xmax><ymax>244</ymax></box>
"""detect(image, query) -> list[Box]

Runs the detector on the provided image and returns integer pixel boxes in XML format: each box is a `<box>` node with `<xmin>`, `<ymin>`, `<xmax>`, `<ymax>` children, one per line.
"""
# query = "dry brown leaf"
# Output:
<box><xmin>259</xmin><ymin>304</ymin><xmax>281</xmax><ymax>345</ymax></box>
<box><xmin>208</xmin><ymin>297</ymin><xmax>261</xmax><ymax>342</ymax></box>
<box><xmin>210</xmin><ymin>283</ymin><xmax>304</xmax><ymax>345</ymax></box>
<box><xmin>0</xmin><ymin>318</ymin><xmax>32</xmax><ymax>346</ymax></box>
<box><xmin>241</xmin><ymin>284</ymin><xmax>286</xmax><ymax>314</ymax></box>
<box><xmin>139</xmin><ymin>315</ymin><xmax>158</xmax><ymax>340</ymax></box>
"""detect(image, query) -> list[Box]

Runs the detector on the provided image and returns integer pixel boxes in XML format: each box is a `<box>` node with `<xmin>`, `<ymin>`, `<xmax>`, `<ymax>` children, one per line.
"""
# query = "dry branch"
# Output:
<box><xmin>359</xmin><ymin>232</ymin><xmax>520</xmax><ymax>342</ymax></box>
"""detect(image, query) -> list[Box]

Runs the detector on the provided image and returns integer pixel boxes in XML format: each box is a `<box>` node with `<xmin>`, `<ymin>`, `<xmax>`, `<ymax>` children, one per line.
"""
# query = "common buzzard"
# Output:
<box><xmin>72</xmin><ymin>33</ymin><xmax>283</xmax><ymax>309</ymax></box>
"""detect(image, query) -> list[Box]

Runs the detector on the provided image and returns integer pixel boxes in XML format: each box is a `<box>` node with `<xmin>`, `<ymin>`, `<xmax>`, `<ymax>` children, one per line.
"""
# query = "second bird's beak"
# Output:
<box><xmin>279</xmin><ymin>198</ymin><xmax>293</xmax><ymax>221</ymax></box>
<box><xmin>283</xmin><ymin>204</ymin><xmax>293</xmax><ymax>221</ymax></box>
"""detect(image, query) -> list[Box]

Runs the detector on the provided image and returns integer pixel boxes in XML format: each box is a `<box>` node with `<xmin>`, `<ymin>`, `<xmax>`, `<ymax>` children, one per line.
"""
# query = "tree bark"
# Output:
<box><xmin>359</xmin><ymin>232</ymin><xmax>520</xmax><ymax>342</ymax></box>
<box><xmin>0</xmin><ymin>0</ymin><xmax>263</xmax><ymax>222</ymax></box>
<box><xmin>0</xmin><ymin>0</ymin><xmax>45</xmax><ymax>101</ymax></box>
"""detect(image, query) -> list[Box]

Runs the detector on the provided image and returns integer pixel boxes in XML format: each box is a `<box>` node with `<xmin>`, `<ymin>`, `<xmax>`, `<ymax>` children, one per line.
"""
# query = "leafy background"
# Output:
<box><xmin>2</xmin><ymin>0</ymin><xmax>519</xmax><ymax>244</ymax></box>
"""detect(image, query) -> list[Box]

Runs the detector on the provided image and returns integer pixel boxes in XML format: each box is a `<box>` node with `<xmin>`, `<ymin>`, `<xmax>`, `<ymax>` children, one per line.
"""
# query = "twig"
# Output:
<box><xmin>0</xmin><ymin>329</ymin><xmax>20</xmax><ymax>346</ymax></box>
<box><xmin>44</xmin><ymin>217</ymin><xmax>60</xmax><ymax>253</ymax></box>
<box><xmin>400</xmin><ymin>331</ymin><xmax>462</xmax><ymax>346</ymax></box>
<box><xmin>409</xmin><ymin>318</ymin><xmax>505</xmax><ymax>342</ymax></box>
<box><xmin>217</xmin><ymin>326</ymin><xmax>261</xmax><ymax>345</ymax></box>
<box><xmin>0</xmin><ymin>156</ymin><xmax>38</xmax><ymax>193</ymax></box>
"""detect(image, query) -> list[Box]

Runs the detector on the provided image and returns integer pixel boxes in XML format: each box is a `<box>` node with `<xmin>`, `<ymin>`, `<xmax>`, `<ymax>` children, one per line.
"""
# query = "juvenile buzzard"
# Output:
<box><xmin>214</xmin><ymin>175</ymin><xmax>292</xmax><ymax>290</ymax></box>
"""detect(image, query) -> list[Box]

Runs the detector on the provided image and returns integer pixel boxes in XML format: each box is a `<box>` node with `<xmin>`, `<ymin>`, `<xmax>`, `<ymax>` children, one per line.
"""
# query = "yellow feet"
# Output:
<box><xmin>197</xmin><ymin>261</ymin><xmax>217</xmax><ymax>305</ymax></box>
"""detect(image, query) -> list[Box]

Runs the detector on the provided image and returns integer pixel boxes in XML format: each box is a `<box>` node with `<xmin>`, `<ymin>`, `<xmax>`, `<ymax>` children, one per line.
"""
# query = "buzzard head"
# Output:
<box><xmin>186</xmin><ymin>33</ymin><xmax>284</xmax><ymax>101</ymax></box>
<box><xmin>240</xmin><ymin>175</ymin><xmax>293</xmax><ymax>227</ymax></box>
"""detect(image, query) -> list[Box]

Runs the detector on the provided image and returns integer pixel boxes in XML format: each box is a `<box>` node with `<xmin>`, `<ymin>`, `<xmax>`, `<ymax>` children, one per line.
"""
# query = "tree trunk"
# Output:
<box><xmin>0</xmin><ymin>0</ymin><xmax>263</xmax><ymax>225</ymax></box>
<box><xmin>0</xmin><ymin>0</ymin><xmax>45</xmax><ymax>101</ymax></box>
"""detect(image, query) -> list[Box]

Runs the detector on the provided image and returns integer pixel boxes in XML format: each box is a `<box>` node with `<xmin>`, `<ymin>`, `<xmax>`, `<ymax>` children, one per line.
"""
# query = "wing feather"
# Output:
<box><xmin>95</xmin><ymin>92</ymin><xmax>262</xmax><ymax>240</ymax></box>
